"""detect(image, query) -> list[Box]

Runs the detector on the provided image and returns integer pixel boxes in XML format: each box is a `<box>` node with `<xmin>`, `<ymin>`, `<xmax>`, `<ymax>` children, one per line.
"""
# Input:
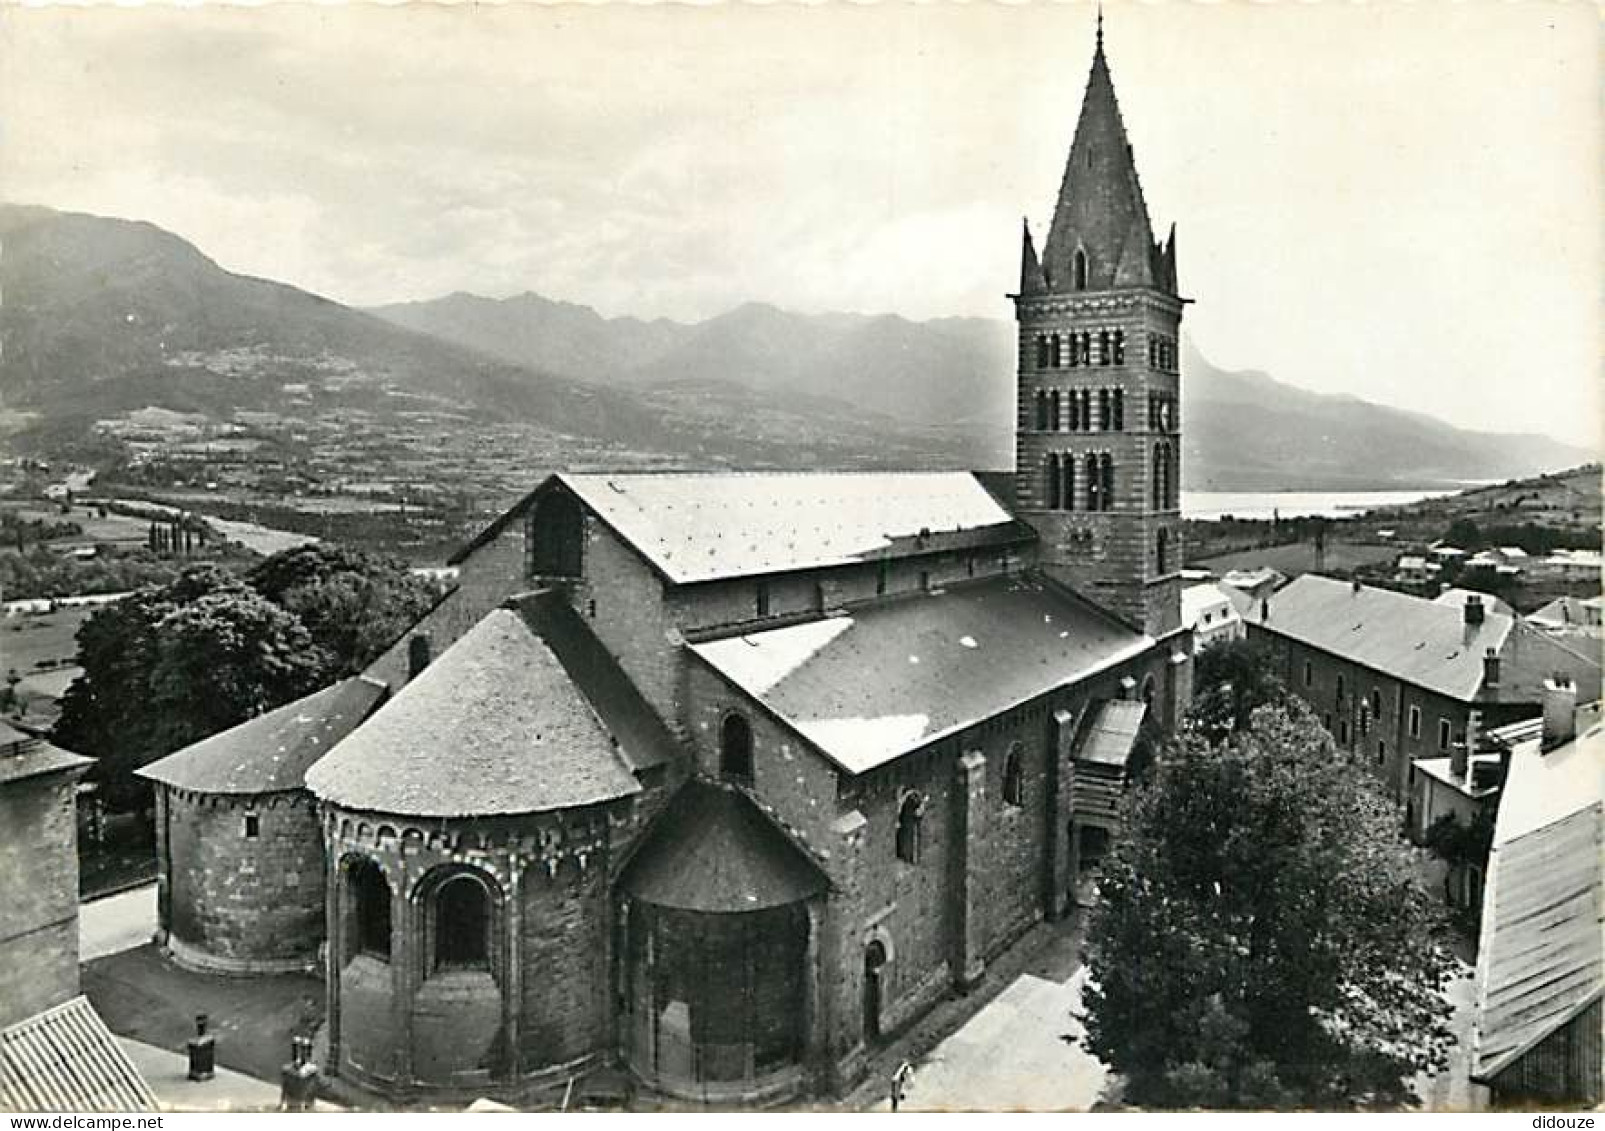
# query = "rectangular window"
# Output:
<box><xmin>1376</xmin><ymin>740</ymin><xmax>1386</xmax><ymax>766</ymax></box>
<box><xmin>244</xmin><ymin>813</ymin><xmax>260</xmax><ymax>839</ymax></box>
<box><xmin>1303</xmin><ymin>660</ymin><xmax>1313</xmax><ymax>687</ymax></box>
<box><xmin>1438</xmin><ymin>718</ymin><xmax>1451</xmax><ymax>751</ymax></box>
<box><xmin>756</xmin><ymin>580</ymin><xmax>771</xmax><ymax>617</ymax></box>
<box><xmin>876</xmin><ymin>557</ymin><xmax>889</xmax><ymax>596</ymax></box>
<box><xmin>919</xmin><ymin>571</ymin><xmax>931</xmax><ymax>592</ymax></box>
<box><xmin>1408</xmin><ymin>705</ymin><xmax>1421</xmax><ymax>739</ymax></box>
<box><xmin>1338</xmin><ymin>720</ymin><xmax>1350</xmax><ymax>745</ymax></box>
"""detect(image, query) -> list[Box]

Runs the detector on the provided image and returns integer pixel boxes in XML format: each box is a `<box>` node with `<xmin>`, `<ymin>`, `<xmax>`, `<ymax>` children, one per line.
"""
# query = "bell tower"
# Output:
<box><xmin>1014</xmin><ymin>17</ymin><xmax>1184</xmax><ymax>638</ymax></box>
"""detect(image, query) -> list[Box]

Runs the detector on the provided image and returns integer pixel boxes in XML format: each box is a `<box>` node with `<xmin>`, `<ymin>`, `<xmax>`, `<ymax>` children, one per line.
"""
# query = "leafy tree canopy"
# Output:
<box><xmin>1082</xmin><ymin>701</ymin><xmax>1457</xmax><ymax>1110</ymax></box>
<box><xmin>54</xmin><ymin>545</ymin><xmax>438</xmax><ymax>808</ymax></box>
<box><xmin>1187</xmin><ymin>637</ymin><xmax>1293</xmax><ymax>742</ymax></box>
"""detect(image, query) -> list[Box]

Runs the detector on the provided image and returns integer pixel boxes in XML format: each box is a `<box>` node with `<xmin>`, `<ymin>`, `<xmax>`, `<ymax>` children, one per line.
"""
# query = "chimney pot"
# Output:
<box><xmin>1482</xmin><ymin>647</ymin><xmax>1500</xmax><ymax>689</ymax></box>
<box><xmin>1542</xmin><ymin>675</ymin><xmax>1578</xmax><ymax>752</ymax></box>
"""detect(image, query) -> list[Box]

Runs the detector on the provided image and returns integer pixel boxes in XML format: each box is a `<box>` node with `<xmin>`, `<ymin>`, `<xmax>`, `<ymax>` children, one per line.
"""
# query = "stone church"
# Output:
<box><xmin>140</xmin><ymin>24</ymin><xmax>1193</xmax><ymax>1106</ymax></box>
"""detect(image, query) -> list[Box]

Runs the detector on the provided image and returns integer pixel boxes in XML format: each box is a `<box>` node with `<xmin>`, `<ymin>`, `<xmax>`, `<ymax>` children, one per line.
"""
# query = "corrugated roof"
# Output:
<box><xmin>0</xmin><ymin>723</ymin><xmax>92</xmax><ymax>787</ymax></box>
<box><xmin>1076</xmin><ymin>699</ymin><xmax>1146</xmax><ymax>767</ymax></box>
<box><xmin>0</xmin><ymin>997</ymin><xmax>157</xmax><ymax>1113</ymax></box>
<box><xmin>305</xmin><ymin>607</ymin><xmax>642</xmax><ymax>817</ymax></box>
<box><xmin>690</xmin><ymin>575</ymin><xmax>1152</xmax><ymax>774</ymax></box>
<box><xmin>1247</xmin><ymin>575</ymin><xmax>1511</xmax><ymax>701</ymax></box>
<box><xmin>137</xmin><ymin>676</ymin><xmax>386</xmax><ymax>795</ymax></box>
<box><xmin>557</xmin><ymin>471</ymin><xmax>1027</xmax><ymax>585</ymax></box>
<box><xmin>1472</xmin><ymin>803</ymin><xmax>1603</xmax><ymax>1082</ymax></box>
<box><xmin>619</xmin><ymin>780</ymin><xmax>829</xmax><ymax>913</ymax></box>
<box><xmin>1473</xmin><ymin>716</ymin><xmax>1604</xmax><ymax>1084</ymax></box>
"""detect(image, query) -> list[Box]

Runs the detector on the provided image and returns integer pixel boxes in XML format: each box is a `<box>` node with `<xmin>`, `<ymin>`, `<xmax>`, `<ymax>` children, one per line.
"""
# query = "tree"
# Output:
<box><xmin>1082</xmin><ymin>702</ymin><xmax>1457</xmax><ymax>1109</ymax></box>
<box><xmin>54</xmin><ymin>544</ymin><xmax>439</xmax><ymax>809</ymax></box>
<box><xmin>1188</xmin><ymin>637</ymin><xmax>1292</xmax><ymax>742</ymax></box>
<box><xmin>246</xmin><ymin>543</ymin><xmax>436</xmax><ymax>676</ymax></box>
<box><xmin>146</xmin><ymin>589</ymin><xmax>326</xmax><ymax>754</ymax></box>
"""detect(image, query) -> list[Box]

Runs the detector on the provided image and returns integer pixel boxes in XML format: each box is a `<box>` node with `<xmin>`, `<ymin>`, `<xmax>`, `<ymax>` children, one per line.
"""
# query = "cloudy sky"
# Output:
<box><xmin>1</xmin><ymin>2</ymin><xmax>1597</xmax><ymax>447</ymax></box>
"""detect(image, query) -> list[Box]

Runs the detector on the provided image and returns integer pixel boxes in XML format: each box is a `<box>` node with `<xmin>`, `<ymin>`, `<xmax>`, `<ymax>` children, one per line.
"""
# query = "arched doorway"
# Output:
<box><xmin>863</xmin><ymin>940</ymin><xmax>887</xmax><ymax>1043</ymax></box>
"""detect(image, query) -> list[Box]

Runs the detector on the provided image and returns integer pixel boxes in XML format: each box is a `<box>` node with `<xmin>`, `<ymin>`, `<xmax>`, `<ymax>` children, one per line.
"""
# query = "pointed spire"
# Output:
<box><xmin>1039</xmin><ymin>17</ymin><xmax>1175</xmax><ymax>296</ymax></box>
<box><xmin>1019</xmin><ymin>218</ymin><xmax>1045</xmax><ymax>296</ymax></box>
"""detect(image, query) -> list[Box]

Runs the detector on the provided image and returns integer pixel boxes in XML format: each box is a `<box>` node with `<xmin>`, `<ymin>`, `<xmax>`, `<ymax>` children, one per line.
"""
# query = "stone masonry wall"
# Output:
<box><xmin>163</xmin><ymin>786</ymin><xmax>325</xmax><ymax>971</ymax></box>
<box><xmin>0</xmin><ymin>773</ymin><xmax>82</xmax><ymax>1027</ymax></box>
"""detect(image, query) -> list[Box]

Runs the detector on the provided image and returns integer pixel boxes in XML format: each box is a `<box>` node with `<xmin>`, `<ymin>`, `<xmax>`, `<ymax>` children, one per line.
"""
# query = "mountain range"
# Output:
<box><xmin>0</xmin><ymin>204</ymin><xmax>1588</xmax><ymax>489</ymax></box>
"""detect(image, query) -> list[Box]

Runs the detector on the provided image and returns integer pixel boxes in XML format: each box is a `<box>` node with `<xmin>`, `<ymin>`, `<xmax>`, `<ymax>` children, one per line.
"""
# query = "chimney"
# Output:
<box><xmin>1542</xmin><ymin>675</ymin><xmax>1577</xmax><ymax>751</ymax></box>
<box><xmin>1260</xmin><ymin>596</ymin><xmax>1270</xmax><ymax>622</ymax></box>
<box><xmin>1351</xmin><ymin>577</ymin><xmax>1362</xmax><ymax>594</ymax></box>
<box><xmin>1464</xmin><ymin>594</ymin><xmax>1485</xmax><ymax>626</ymax></box>
<box><xmin>1450</xmin><ymin>733</ymin><xmax>1469</xmax><ymax>781</ymax></box>
<box><xmin>1482</xmin><ymin>647</ymin><xmax>1500</xmax><ymax>690</ymax></box>
<box><xmin>1461</xmin><ymin>709</ymin><xmax>1482</xmax><ymax>784</ymax></box>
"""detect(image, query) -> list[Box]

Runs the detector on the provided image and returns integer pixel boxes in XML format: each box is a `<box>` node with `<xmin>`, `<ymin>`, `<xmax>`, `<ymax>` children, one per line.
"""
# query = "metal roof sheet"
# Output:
<box><xmin>1076</xmin><ymin>699</ymin><xmax>1147</xmax><ymax>767</ymax></box>
<box><xmin>0</xmin><ymin>997</ymin><xmax>157</xmax><ymax>1113</ymax></box>
<box><xmin>619</xmin><ymin>780</ymin><xmax>829</xmax><ymax>913</ymax></box>
<box><xmin>1247</xmin><ymin>575</ymin><xmax>1511</xmax><ymax>701</ymax></box>
<box><xmin>557</xmin><ymin>471</ymin><xmax>1026</xmax><ymax>585</ymax></box>
<box><xmin>137</xmin><ymin>676</ymin><xmax>385</xmax><ymax>796</ymax></box>
<box><xmin>689</xmin><ymin>575</ymin><xmax>1151</xmax><ymax>775</ymax></box>
<box><xmin>1472</xmin><ymin>802</ymin><xmax>1603</xmax><ymax>1082</ymax></box>
<box><xmin>305</xmin><ymin>607</ymin><xmax>642</xmax><ymax>817</ymax></box>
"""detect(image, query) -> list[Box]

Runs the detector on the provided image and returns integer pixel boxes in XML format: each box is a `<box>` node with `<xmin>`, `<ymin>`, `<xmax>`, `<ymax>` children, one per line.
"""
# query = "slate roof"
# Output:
<box><xmin>305</xmin><ymin>606</ymin><xmax>645</xmax><ymax>817</ymax></box>
<box><xmin>0</xmin><ymin>723</ymin><xmax>92</xmax><ymax>788</ymax></box>
<box><xmin>459</xmin><ymin>471</ymin><xmax>1031</xmax><ymax>585</ymax></box>
<box><xmin>690</xmin><ymin>575</ymin><xmax>1152</xmax><ymax>774</ymax></box>
<box><xmin>619</xmin><ymin>780</ymin><xmax>829</xmax><ymax>913</ymax></box>
<box><xmin>1473</xmin><ymin>715</ymin><xmax>1604</xmax><ymax>1084</ymax></box>
<box><xmin>1247</xmin><ymin>575</ymin><xmax>1512</xmax><ymax>702</ymax></box>
<box><xmin>137</xmin><ymin>676</ymin><xmax>385</xmax><ymax>796</ymax></box>
<box><xmin>1076</xmin><ymin>699</ymin><xmax>1146</xmax><ymax>767</ymax></box>
<box><xmin>0</xmin><ymin>997</ymin><xmax>157</xmax><ymax>1113</ymax></box>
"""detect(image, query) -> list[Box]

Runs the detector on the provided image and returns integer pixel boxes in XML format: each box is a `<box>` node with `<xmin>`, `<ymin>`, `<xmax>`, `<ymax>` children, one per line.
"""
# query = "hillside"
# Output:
<box><xmin>374</xmin><ymin>289</ymin><xmax>1591</xmax><ymax>489</ymax></box>
<box><xmin>0</xmin><ymin>206</ymin><xmax>973</xmax><ymax>469</ymax></box>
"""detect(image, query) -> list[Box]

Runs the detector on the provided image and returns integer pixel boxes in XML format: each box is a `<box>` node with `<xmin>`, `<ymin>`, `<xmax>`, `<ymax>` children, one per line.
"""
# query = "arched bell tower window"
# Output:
<box><xmin>434</xmin><ymin>873</ymin><xmax>491</xmax><ymax>970</ymax></box>
<box><xmin>1156</xmin><ymin>528</ymin><xmax>1170</xmax><ymax>574</ymax></box>
<box><xmin>347</xmin><ymin>857</ymin><xmax>390</xmax><ymax>962</ymax></box>
<box><xmin>1084</xmin><ymin>452</ymin><xmax>1102</xmax><ymax>512</ymax></box>
<box><xmin>1073</xmin><ymin>249</ymin><xmax>1089</xmax><ymax>291</ymax></box>
<box><xmin>895</xmin><ymin>793</ymin><xmax>924</xmax><ymax>863</ymax></box>
<box><xmin>720</xmin><ymin>711</ymin><xmax>754</xmax><ymax>782</ymax></box>
<box><xmin>1045</xmin><ymin>454</ymin><xmax>1063</xmax><ymax>510</ymax></box>
<box><xmin>1100</xmin><ymin>453</ymin><xmax>1115</xmax><ymax>511</ymax></box>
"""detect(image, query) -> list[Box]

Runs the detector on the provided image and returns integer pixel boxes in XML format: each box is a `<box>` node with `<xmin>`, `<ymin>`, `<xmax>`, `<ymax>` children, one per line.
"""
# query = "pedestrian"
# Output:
<box><xmin>890</xmin><ymin>1060</ymin><xmax>914</xmax><ymax>1112</ymax></box>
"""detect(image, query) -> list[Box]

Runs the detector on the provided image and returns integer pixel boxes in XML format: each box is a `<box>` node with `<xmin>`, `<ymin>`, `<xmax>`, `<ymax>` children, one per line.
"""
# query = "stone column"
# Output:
<box><xmin>952</xmin><ymin>750</ymin><xmax>987</xmax><ymax>991</ymax></box>
<box><xmin>323</xmin><ymin>827</ymin><xmax>342</xmax><ymax>1075</ymax></box>
<box><xmin>503</xmin><ymin>858</ymin><xmax>522</xmax><ymax>1081</ymax></box>
<box><xmin>1046</xmin><ymin>709</ymin><xmax>1078</xmax><ymax>920</ymax></box>
<box><xmin>802</xmin><ymin>897</ymin><xmax>826</xmax><ymax>1077</ymax></box>
<box><xmin>390</xmin><ymin>871</ymin><xmax>415</xmax><ymax>1086</ymax></box>
<box><xmin>825</xmin><ymin>809</ymin><xmax>868</xmax><ymax>1094</ymax></box>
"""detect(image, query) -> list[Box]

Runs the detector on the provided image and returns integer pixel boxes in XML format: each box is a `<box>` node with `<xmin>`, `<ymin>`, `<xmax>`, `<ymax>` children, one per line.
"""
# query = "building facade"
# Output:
<box><xmin>139</xmin><ymin>23</ymin><xmax>1195</xmax><ymax>1107</ymax></box>
<box><xmin>1246</xmin><ymin>576</ymin><xmax>1602</xmax><ymax>813</ymax></box>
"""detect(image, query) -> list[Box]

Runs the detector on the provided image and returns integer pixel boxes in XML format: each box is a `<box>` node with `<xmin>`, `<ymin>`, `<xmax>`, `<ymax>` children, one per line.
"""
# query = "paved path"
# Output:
<box><xmin>868</xmin><ymin>964</ymin><xmax>1110</xmax><ymax>1112</ymax></box>
<box><xmin>119</xmin><ymin>1037</ymin><xmax>284</xmax><ymax>1112</ymax></box>
<box><xmin>80</xmin><ymin>882</ymin><xmax>157</xmax><ymax>962</ymax></box>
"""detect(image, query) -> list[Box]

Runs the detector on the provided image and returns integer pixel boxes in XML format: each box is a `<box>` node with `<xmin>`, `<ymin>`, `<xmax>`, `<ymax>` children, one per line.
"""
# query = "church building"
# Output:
<box><xmin>140</xmin><ymin>22</ymin><xmax>1192</xmax><ymax>1107</ymax></box>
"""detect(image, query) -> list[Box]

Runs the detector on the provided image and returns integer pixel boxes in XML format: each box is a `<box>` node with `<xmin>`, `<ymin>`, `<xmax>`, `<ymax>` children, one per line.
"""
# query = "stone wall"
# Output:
<box><xmin>160</xmin><ymin>786</ymin><xmax>325</xmax><ymax>973</ymax></box>
<box><xmin>0</xmin><ymin>772</ymin><xmax>83</xmax><ymax>1027</ymax></box>
<box><xmin>322</xmin><ymin>800</ymin><xmax>629</xmax><ymax>1102</ymax></box>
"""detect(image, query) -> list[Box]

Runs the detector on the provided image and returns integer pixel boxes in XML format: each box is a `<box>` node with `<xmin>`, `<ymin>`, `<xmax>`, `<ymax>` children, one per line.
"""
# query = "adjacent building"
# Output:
<box><xmin>1245</xmin><ymin>576</ymin><xmax>1601</xmax><ymax>809</ymax></box>
<box><xmin>1471</xmin><ymin>685</ymin><xmax>1602</xmax><ymax>1107</ymax></box>
<box><xmin>1180</xmin><ymin>580</ymin><xmax>1245</xmax><ymax>652</ymax></box>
